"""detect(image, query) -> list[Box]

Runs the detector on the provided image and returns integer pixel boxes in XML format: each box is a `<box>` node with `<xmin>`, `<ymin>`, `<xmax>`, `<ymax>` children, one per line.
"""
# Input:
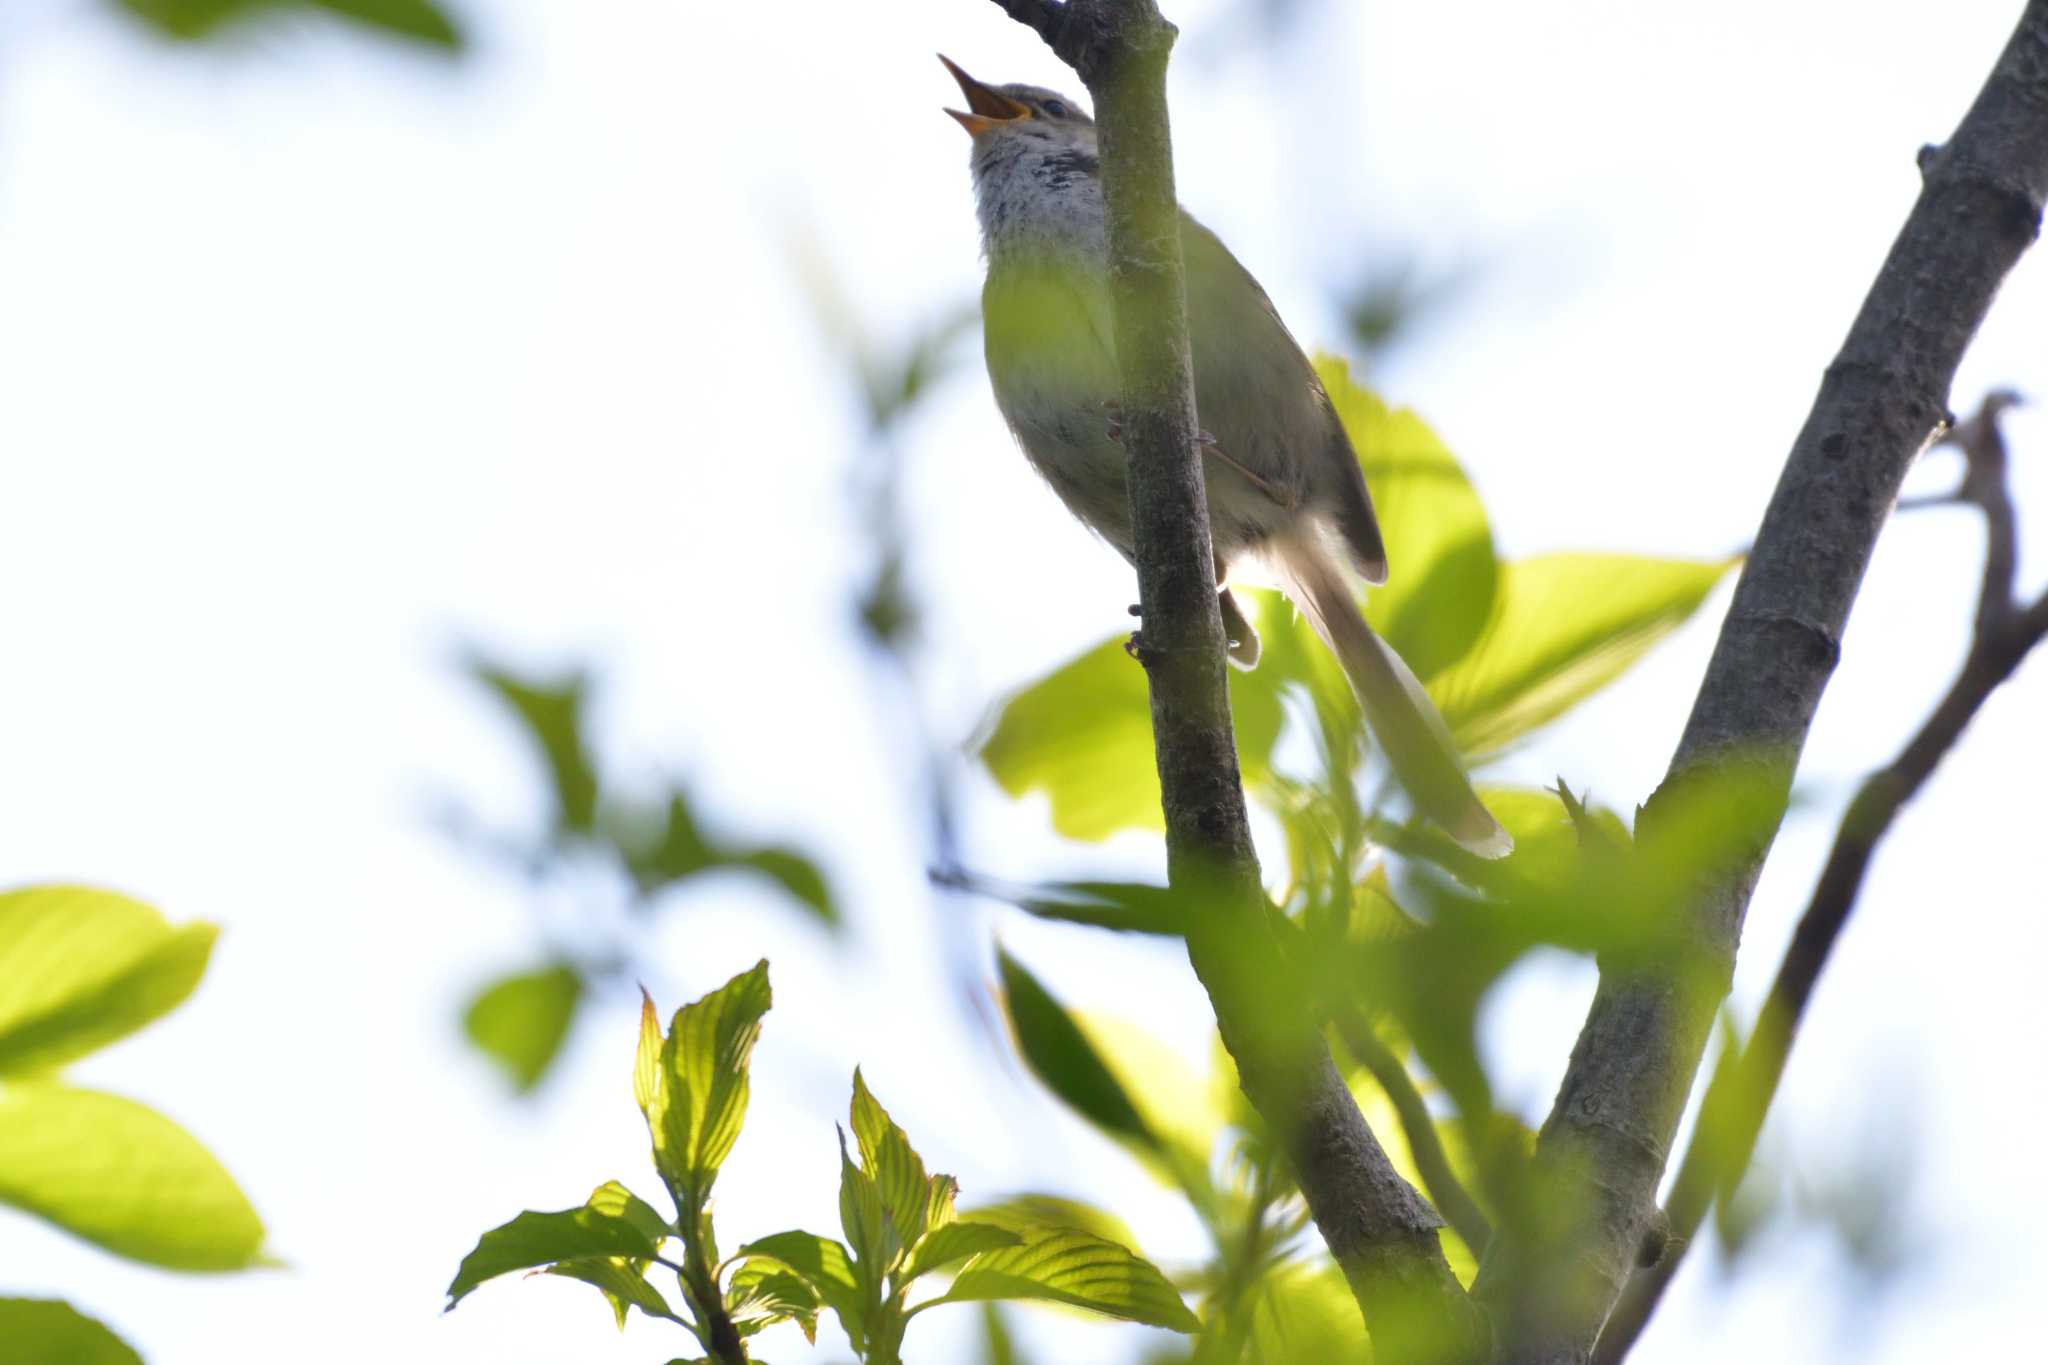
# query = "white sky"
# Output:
<box><xmin>0</xmin><ymin>1</ymin><xmax>2043</xmax><ymax>1362</ymax></box>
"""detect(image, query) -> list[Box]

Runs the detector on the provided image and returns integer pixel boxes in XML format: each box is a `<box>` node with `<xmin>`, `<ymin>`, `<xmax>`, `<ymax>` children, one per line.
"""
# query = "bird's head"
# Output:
<box><xmin>939</xmin><ymin>55</ymin><xmax>1094</xmax><ymax>151</ymax></box>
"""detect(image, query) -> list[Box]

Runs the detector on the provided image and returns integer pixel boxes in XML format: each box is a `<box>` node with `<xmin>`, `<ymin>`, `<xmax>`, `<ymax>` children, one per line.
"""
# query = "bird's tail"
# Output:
<box><xmin>1265</xmin><ymin>528</ymin><xmax>1511</xmax><ymax>859</ymax></box>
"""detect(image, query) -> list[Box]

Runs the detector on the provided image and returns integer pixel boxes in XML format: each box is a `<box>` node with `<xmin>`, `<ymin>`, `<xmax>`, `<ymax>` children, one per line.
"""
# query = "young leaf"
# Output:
<box><xmin>0</xmin><ymin>1298</ymin><xmax>143</xmax><ymax>1365</ymax></box>
<box><xmin>635</xmin><ymin>988</ymin><xmax>663</xmax><ymax>1114</ymax></box>
<box><xmin>995</xmin><ymin>951</ymin><xmax>1154</xmax><ymax>1153</ymax></box>
<box><xmin>900</xmin><ymin>1220</ymin><xmax>1023</xmax><ymax>1283</ymax></box>
<box><xmin>584</xmin><ymin>1179</ymin><xmax>672</xmax><ymax>1243</ymax></box>
<box><xmin>1426</xmin><ymin>552</ymin><xmax>1736</xmax><ymax>757</ymax></box>
<box><xmin>643</xmin><ymin>961</ymin><xmax>772</xmax><ymax>1213</ymax></box>
<box><xmin>733</xmin><ymin>847</ymin><xmax>838</xmax><ymax>927</ymax></box>
<box><xmin>838</xmin><ymin>1127</ymin><xmax>895</xmax><ymax>1281</ymax></box>
<box><xmin>0</xmin><ymin>885</ymin><xmax>217</xmax><ymax>1077</ymax></box>
<box><xmin>461</xmin><ymin>963</ymin><xmax>581</xmax><ymax>1093</ymax></box>
<box><xmin>0</xmin><ymin>1083</ymin><xmax>265</xmax><ymax>1270</ymax></box>
<box><xmin>737</xmin><ymin>1231</ymin><xmax>866</xmax><ymax>1351</ymax></box>
<box><xmin>545</xmin><ymin>1256</ymin><xmax>677</xmax><ymax>1329</ymax></box>
<box><xmin>963</xmin><ymin>1195</ymin><xmax>1140</xmax><ymax>1252</ymax></box>
<box><xmin>444</xmin><ymin>1203</ymin><xmax>660</xmax><ymax>1310</ymax></box>
<box><xmin>849</xmin><ymin>1070</ymin><xmax>940</xmax><ymax>1249</ymax></box>
<box><xmin>936</xmin><ymin>1227</ymin><xmax>1198</xmax><ymax>1332</ymax></box>
<box><xmin>979</xmin><ymin>634</ymin><xmax>1288</xmax><ymax>843</ymax></box>
<box><xmin>726</xmin><ymin>1258</ymin><xmax>822</xmax><ymax>1342</ymax></box>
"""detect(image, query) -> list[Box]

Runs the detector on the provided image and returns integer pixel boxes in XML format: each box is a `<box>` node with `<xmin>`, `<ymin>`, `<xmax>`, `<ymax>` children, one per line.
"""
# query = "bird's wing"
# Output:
<box><xmin>1181</xmin><ymin>213</ymin><xmax>1387</xmax><ymax>582</ymax></box>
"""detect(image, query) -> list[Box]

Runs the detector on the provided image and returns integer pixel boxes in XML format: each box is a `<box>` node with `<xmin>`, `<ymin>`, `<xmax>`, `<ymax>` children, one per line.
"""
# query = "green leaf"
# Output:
<box><xmin>734</xmin><ymin>847</ymin><xmax>838</xmax><ymax>926</ymax></box>
<box><xmin>585</xmin><ymin>1179</ymin><xmax>672</xmax><ymax>1243</ymax></box>
<box><xmin>116</xmin><ymin>0</ymin><xmax>462</xmax><ymax>49</ymax></box>
<box><xmin>635</xmin><ymin>989</ymin><xmax>663</xmax><ymax>1114</ymax></box>
<box><xmin>941</xmin><ymin>874</ymin><xmax>1182</xmax><ymax>936</ymax></box>
<box><xmin>900</xmin><ymin>1220</ymin><xmax>1023</xmax><ymax>1283</ymax></box>
<box><xmin>937</xmin><ymin>1227</ymin><xmax>1198</xmax><ymax>1332</ymax></box>
<box><xmin>0</xmin><ymin>1083</ymin><xmax>265</xmax><ymax>1270</ymax></box>
<box><xmin>0</xmin><ymin>885</ymin><xmax>217</xmax><ymax>1077</ymax></box>
<box><xmin>995</xmin><ymin>951</ymin><xmax>1154</xmax><ymax>1153</ymax></box>
<box><xmin>837</xmin><ymin>1127</ymin><xmax>894</xmax><ymax>1281</ymax></box>
<box><xmin>0</xmin><ymin>1299</ymin><xmax>143</xmax><ymax>1365</ymax></box>
<box><xmin>726</xmin><ymin>1258</ymin><xmax>821</xmax><ymax>1342</ymax></box>
<box><xmin>963</xmin><ymin>1195</ymin><xmax>1139</xmax><ymax>1252</ymax></box>
<box><xmin>642</xmin><ymin>961</ymin><xmax>772</xmax><ymax>1213</ymax></box>
<box><xmin>468</xmin><ymin>659</ymin><xmax>600</xmax><ymax>834</ymax></box>
<box><xmin>979</xmin><ymin>633</ymin><xmax>1287</xmax><ymax>842</ymax></box>
<box><xmin>1426</xmin><ymin>553</ymin><xmax>1736</xmax><ymax>757</ymax></box>
<box><xmin>1245</xmin><ymin>1260</ymin><xmax>1368</xmax><ymax>1360</ymax></box>
<box><xmin>444</xmin><ymin>1203</ymin><xmax>660</xmax><ymax>1310</ymax></box>
<box><xmin>1318</xmin><ymin>356</ymin><xmax>1500</xmax><ymax>680</ymax></box>
<box><xmin>623</xmin><ymin>797</ymin><xmax>839</xmax><ymax>927</ymax></box>
<box><xmin>849</xmin><ymin>1070</ymin><xmax>940</xmax><ymax>1250</ymax></box>
<box><xmin>307</xmin><ymin>0</ymin><xmax>463</xmax><ymax>49</ymax></box>
<box><xmin>114</xmin><ymin>0</ymin><xmax>267</xmax><ymax>41</ymax></box>
<box><xmin>544</xmin><ymin>1256</ymin><xmax>675</xmax><ymax>1329</ymax></box>
<box><xmin>737</xmin><ymin>1231</ymin><xmax>865</xmax><ymax>1351</ymax></box>
<box><xmin>461</xmin><ymin>963</ymin><xmax>581</xmax><ymax>1093</ymax></box>
<box><xmin>978</xmin><ymin>1303</ymin><xmax>1025</xmax><ymax>1365</ymax></box>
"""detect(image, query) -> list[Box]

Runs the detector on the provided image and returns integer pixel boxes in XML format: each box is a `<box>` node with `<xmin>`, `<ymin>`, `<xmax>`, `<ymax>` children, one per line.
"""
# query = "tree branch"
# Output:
<box><xmin>1335</xmin><ymin>1009</ymin><xmax>1496</xmax><ymax>1256</ymax></box>
<box><xmin>1475</xmin><ymin>9</ymin><xmax>2048</xmax><ymax>1360</ymax></box>
<box><xmin>983</xmin><ymin>1</ymin><xmax>1483</xmax><ymax>1355</ymax></box>
<box><xmin>1592</xmin><ymin>392</ymin><xmax>2043</xmax><ymax>1363</ymax></box>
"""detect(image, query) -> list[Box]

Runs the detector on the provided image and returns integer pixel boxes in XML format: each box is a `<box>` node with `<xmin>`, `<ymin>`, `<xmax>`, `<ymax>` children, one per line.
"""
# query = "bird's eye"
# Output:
<box><xmin>1041</xmin><ymin>99</ymin><xmax>1069</xmax><ymax>119</ymax></box>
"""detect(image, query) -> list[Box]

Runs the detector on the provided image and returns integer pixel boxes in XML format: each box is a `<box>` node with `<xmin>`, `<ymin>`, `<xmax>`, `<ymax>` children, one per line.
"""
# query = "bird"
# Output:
<box><xmin>941</xmin><ymin>56</ymin><xmax>1509</xmax><ymax>859</ymax></box>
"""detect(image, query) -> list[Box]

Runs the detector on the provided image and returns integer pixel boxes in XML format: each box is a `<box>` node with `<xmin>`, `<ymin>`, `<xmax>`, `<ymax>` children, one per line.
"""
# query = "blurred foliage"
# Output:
<box><xmin>962</xmin><ymin>364</ymin><xmax>1812</xmax><ymax>1360</ymax></box>
<box><xmin>449</xmin><ymin>964</ymin><xmax>1195</xmax><ymax>1362</ymax></box>
<box><xmin>113</xmin><ymin>0</ymin><xmax>463</xmax><ymax>50</ymax></box>
<box><xmin>0</xmin><ymin>1298</ymin><xmax>145</xmax><ymax>1364</ymax></box>
<box><xmin>0</xmin><ymin>885</ymin><xmax>268</xmax><ymax>1363</ymax></box>
<box><xmin>443</xmin><ymin>656</ymin><xmax>839</xmax><ymax>1094</ymax></box>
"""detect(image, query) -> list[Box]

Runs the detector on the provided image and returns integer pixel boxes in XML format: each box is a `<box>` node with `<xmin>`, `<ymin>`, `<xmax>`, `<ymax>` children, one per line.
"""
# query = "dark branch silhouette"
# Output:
<box><xmin>983</xmin><ymin>0</ymin><xmax>1483</xmax><ymax>1355</ymax></box>
<box><xmin>1476</xmin><ymin>9</ymin><xmax>2048</xmax><ymax>1360</ymax></box>
<box><xmin>1592</xmin><ymin>392</ymin><xmax>2044</xmax><ymax>1363</ymax></box>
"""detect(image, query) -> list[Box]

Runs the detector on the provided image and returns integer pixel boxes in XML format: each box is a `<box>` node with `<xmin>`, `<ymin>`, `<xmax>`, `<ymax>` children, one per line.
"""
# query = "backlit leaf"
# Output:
<box><xmin>737</xmin><ymin>1230</ymin><xmax>865</xmax><ymax>1351</ymax></box>
<box><xmin>0</xmin><ymin>885</ymin><xmax>216</xmax><ymax>1077</ymax></box>
<box><xmin>979</xmin><ymin>634</ymin><xmax>1288</xmax><ymax>843</ymax></box>
<box><xmin>1427</xmin><ymin>553</ymin><xmax>1735</xmax><ymax>757</ymax></box>
<box><xmin>938</xmin><ymin>1227</ymin><xmax>1197</xmax><ymax>1332</ymax></box>
<box><xmin>0</xmin><ymin>1083</ymin><xmax>265</xmax><ymax>1270</ymax></box>
<box><xmin>0</xmin><ymin>1299</ymin><xmax>143</xmax><ymax>1365</ymax></box>
<box><xmin>726</xmin><ymin>1258</ymin><xmax>821</xmax><ymax>1342</ymax></box>
<box><xmin>445</xmin><ymin>1202</ymin><xmax>660</xmax><ymax>1310</ymax></box>
<box><xmin>545</xmin><ymin>1256</ymin><xmax>675</xmax><ymax>1329</ymax></box>
<box><xmin>849</xmin><ymin>1070</ymin><xmax>938</xmax><ymax>1249</ymax></box>
<box><xmin>644</xmin><ymin>962</ymin><xmax>772</xmax><ymax>1213</ymax></box>
<box><xmin>900</xmin><ymin>1220</ymin><xmax>1022</xmax><ymax>1283</ymax></box>
<box><xmin>1318</xmin><ymin>356</ymin><xmax>1500</xmax><ymax>680</ymax></box>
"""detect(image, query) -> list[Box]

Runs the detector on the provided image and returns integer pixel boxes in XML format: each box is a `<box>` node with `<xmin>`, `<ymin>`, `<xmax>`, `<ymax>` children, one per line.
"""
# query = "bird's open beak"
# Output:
<box><xmin>939</xmin><ymin>54</ymin><xmax>1031</xmax><ymax>136</ymax></box>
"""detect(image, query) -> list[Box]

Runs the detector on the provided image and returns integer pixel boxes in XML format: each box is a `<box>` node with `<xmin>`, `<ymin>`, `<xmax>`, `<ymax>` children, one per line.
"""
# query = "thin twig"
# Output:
<box><xmin>1475</xmin><ymin>10</ymin><xmax>2048</xmax><ymax>1359</ymax></box>
<box><xmin>1593</xmin><ymin>392</ymin><xmax>2043</xmax><ymax>1363</ymax></box>
<box><xmin>1335</xmin><ymin>1010</ymin><xmax>1496</xmax><ymax>1254</ymax></box>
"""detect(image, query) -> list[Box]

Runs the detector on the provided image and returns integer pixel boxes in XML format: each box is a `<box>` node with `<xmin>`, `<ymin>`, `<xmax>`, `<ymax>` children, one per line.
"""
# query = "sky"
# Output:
<box><xmin>0</xmin><ymin>0</ymin><xmax>2044</xmax><ymax>1361</ymax></box>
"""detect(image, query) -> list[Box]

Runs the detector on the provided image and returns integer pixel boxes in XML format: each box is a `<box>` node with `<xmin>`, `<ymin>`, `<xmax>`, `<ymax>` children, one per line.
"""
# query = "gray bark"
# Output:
<box><xmin>1476</xmin><ymin>8</ymin><xmax>2048</xmax><ymax>1361</ymax></box>
<box><xmin>988</xmin><ymin>0</ymin><xmax>1485</xmax><ymax>1356</ymax></box>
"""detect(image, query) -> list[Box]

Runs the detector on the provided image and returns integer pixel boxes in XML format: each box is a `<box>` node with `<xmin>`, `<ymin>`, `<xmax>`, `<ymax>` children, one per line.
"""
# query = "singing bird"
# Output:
<box><xmin>942</xmin><ymin>56</ymin><xmax>1509</xmax><ymax>857</ymax></box>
